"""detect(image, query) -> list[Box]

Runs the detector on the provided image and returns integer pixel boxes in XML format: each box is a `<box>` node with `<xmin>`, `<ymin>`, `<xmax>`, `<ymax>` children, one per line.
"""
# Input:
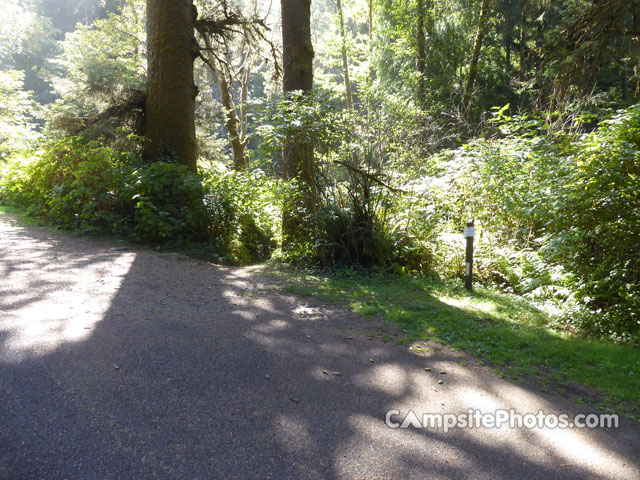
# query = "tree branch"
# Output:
<box><xmin>334</xmin><ymin>160</ymin><xmax>407</xmax><ymax>194</ymax></box>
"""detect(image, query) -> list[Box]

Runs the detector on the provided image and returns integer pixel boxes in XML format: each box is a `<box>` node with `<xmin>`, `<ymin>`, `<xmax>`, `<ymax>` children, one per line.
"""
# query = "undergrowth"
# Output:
<box><xmin>0</xmin><ymin>136</ymin><xmax>279</xmax><ymax>264</ymax></box>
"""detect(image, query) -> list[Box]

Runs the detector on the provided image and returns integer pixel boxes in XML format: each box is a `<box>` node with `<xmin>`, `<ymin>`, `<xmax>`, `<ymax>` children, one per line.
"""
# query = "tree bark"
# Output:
<box><xmin>281</xmin><ymin>0</ymin><xmax>315</xmax><ymax>244</ymax></box>
<box><xmin>240</xmin><ymin>60</ymin><xmax>250</xmax><ymax>144</ymax></box>
<box><xmin>215</xmin><ymin>64</ymin><xmax>248</xmax><ymax>170</ymax></box>
<box><xmin>282</xmin><ymin>0</ymin><xmax>314</xmax><ymax>94</ymax></box>
<box><xmin>461</xmin><ymin>0</ymin><xmax>490</xmax><ymax>115</ymax></box>
<box><xmin>367</xmin><ymin>0</ymin><xmax>374</xmax><ymax>120</ymax></box>
<box><xmin>519</xmin><ymin>0</ymin><xmax>528</xmax><ymax>83</ymax></box>
<box><xmin>143</xmin><ymin>0</ymin><xmax>198</xmax><ymax>171</ymax></box>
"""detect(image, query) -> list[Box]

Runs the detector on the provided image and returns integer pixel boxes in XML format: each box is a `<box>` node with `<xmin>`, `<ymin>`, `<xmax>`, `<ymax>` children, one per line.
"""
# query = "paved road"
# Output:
<box><xmin>1</xmin><ymin>212</ymin><xmax>639</xmax><ymax>479</ymax></box>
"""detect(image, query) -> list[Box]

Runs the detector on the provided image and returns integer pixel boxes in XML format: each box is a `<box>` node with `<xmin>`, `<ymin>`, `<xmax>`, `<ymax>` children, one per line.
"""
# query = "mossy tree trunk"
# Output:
<box><xmin>143</xmin><ymin>0</ymin><xmax>199</xmax><ymax>172</ymax></box>
<box><xmin>367</xmin><ymin>0</ymin><xmax>374</xmax><ymax>120</ymax></box>
<box><xmin>281</xmin><ymin>0</ymin><xmax>315</xmax><ymax>245</ymax></box>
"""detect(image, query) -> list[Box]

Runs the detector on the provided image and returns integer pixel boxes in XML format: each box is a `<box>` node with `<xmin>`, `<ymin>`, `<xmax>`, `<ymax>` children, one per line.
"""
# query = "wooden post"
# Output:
<box><xmin>464</xmin><ymin>219</ymin><xmax>475</xmax><ymax>290</ymax></box>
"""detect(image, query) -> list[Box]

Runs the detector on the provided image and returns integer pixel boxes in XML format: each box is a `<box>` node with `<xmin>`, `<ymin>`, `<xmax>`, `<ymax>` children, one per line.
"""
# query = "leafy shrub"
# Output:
<box><xmin>259</xmin><ymin>90</ymin><xmax>433</xmax><ymax>269</ymax></box>
<box><xmin>417</xmin><ymin>105</ymin><xmax>640</xmax><ymax>341</ymax></box>
<box><xmin>0</xmin><ymin>71</ymin><xmax>41</xmax><ymax>161</ymax></box>
<box><xmin>0</xmin><ymin>136</ymin><xmax>278</xmax><ymax>264</ymax></box>
<box><xmin>129</xmin><ymin>161</ymin><xmax>210</xmax><ymax>242</ymax></box>
<box><xmin>547</xmin><ymin>105</ymin><xmax>640</xmax><ymax>340</ymax></box>
<box><xmin>1</xmin><ymin>137</ymin><xmax>136</xmax><ymax>232</ymax></box>
<box><xmin>201</xmin><ymin>169</ymin><xmax>278</xmax><ymax>264</ymax></box>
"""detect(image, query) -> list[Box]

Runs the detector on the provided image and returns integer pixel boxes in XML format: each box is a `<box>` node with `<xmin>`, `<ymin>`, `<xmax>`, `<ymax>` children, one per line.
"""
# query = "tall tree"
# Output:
<box><xmin>416</xmin><ymin>0</ymin><xmax>427</xmax><ymax>106</ymax></box>
<box><xmin>200</xmin><ymin>30</ymin><xmax>250</xmax><ymax>171</ymax></box>
<box><xmin>518</xmin><ymin>0</ymin><xmax>528</xmax><ymax>83</ymax></box>
<box><xmin>216</xmin><ymin>62</ymin><xmax>248</xmax><ymax>169</ymax></box>
<box><xmin>461</xmin><ymin>0</ymin><xmax>490</xmax><ymax>114</ymax></box>
<box><xmin>367</xmin><ymin>0</ymin><xmax>374</xmax><ymax>119</ymax></box>
<box><xmin>281</xmin><ymin>0</ymin><xmax>315</xmax><ymax>243</ymax></box>
<box><xmin>143</xmin><ymin>0</ymin><xmax>198</xmax><ymax>171</ymax></box>
<box><xmin>334</xmin><ymin>0</ymin><xmax>353</xmax><ymax>109</ymax></box>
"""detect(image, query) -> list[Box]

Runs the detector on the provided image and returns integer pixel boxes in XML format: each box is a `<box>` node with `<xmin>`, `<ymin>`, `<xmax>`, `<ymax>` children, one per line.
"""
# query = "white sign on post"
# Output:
<box><xmin>463</xmin><ymin>226</ymin><xmax>475</xmax><ymax>238</ymax></box>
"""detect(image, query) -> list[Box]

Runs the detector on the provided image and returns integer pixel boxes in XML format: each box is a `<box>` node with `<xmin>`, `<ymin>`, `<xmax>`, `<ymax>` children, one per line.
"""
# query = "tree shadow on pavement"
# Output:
<box><xmin>1</xmin><ymin>221</ymin><xmax>639</xmax><ymax>479</ymax></box>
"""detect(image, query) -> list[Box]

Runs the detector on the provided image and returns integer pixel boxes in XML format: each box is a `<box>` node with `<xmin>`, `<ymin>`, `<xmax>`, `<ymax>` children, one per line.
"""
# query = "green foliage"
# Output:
<box><xmin>2</xmin><ymin>0</ymin><xmax>637</xmax><ymax>351</ymax></box>
<box><xmin>256</xmin><ymin>90</ymin><xmax>346</xmax><ymax>156</ymax></box>
<box><xmin>418</xmin><ymin>104</ymin><xmax>640</xmax><ymax>342</ymax></box>
<box><xmin>548</xmin><ymin>105</ymin><xmax>640</xmax><ymax>340</ymax></box>
<box><xmin>201</xmin><ymin>168</ymin><xmax>278</xmax><ymax>264</ymax></box>
<box><xmin>0</xmin><ymin>137</ymin><xmax>278</xmax><ymax>264</ymax></box>
<box><xmin>130</xmin><ymin>161</ymin><xmax>209</xmax><ymax>242</ymax></box>
<box><xmin>0</xmin><ymin>138</ymin><xmax>133</xmax><ymax>228</ymax></box>
<box><xmin>0</xmin><ymin>0</ymin><xmax>36</xmax><ymax>67</ymax></box>
<box><xmin>0</xmin><ymin>70</ymin><xmax>41</xmax><ymax>160</ymax></box>
<box><xmin>46</xmin><ymin>0</ymin><xmax>146</xmax><ymax>139</ymax></box>
<box><xmin>49</xmin><ymin>0</ymin><xmax>146</xmax><ymax>102</ymax></box>
<box><xmin>0</xmin><ymin>0</ymin><xmax>61</xmax><ymax>105</ymax></box>
<box><xmin>259</xmin><ymin>90</ymin><xmax>435</xmax><ymax>268</ymax></box>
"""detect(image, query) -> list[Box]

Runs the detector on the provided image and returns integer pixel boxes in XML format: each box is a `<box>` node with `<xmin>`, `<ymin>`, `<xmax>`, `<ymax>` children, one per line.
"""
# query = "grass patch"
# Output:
<box><xmin>0</xmin><ymin>205</ymin><xmax>48</xmax><ymax>228</ymax></box>
<box><xmin>275</xmin><ymin>267</ymin><xmax>640</xmax><ymax>419</ymax></box>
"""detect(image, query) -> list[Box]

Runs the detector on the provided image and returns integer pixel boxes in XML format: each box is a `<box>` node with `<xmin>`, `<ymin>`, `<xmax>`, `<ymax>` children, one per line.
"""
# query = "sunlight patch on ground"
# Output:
<box><xmin>533</xmin><ymin>420</ymin><xmax>631</xmax><ymax>475</ymax></box>
<box><xmin>253</xmin><ymin>318</ymin><xmax>290</xmax><ymax>332</ymax></box>
<box><xmin>352</xmin><ymin>363</ymin><xmax>409</xmax><ymax>397</ymax></box>
<box><xmin>273</xmin><ymin>414</ymin><xmax>315</xmax><ymax>453</ymax></box>
<box><xmin>436</xmin><ymin>294</ymin><xmax>495</xmax><ymax>317</ymax></box>
<box><xmin>337</xmin><ymin>385</ymin><xmax>636</xmax><ymax>479</ymax></box>
<box><xmin>458</xmin><ymin>388</ymin><xmax>505</xmax><ymax>413</ymax></box>
<box><xmin>453</xmin><ymin>380</ymin><xmax>635</xmax><ymax>477</ymax></box>
<box><xmin>335</xmin><ymin>413</ymin><xmax>465</xmax><ymax>478</ymax></box>
<box><xmin>0</xmin><ymin>225</ymin><xmax>136</xmax><ymax>362</ymax></box>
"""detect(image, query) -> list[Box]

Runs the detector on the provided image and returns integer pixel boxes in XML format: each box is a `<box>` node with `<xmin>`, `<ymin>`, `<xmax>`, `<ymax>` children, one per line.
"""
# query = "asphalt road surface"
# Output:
<box><xmin>1</xmin><ymin>212</ymin><xmax>639</xmax><ymax>479</ymax></box>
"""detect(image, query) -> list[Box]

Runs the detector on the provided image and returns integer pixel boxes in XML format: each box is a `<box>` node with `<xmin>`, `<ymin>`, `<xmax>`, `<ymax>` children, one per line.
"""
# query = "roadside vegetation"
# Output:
<box><xmin>0</xmin><ymin>0</ymin><xmax>638</xmax><ymax>416</ymax></box>
<box><xmin>276</xmin><ymin>267</ymin><xmax>640</xmax><ymax>418</ymax></box>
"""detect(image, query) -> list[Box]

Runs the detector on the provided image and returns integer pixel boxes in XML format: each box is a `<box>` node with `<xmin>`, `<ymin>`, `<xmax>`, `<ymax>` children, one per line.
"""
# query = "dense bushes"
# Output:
<box><xmin>550</xmin><ymin>106</ymin><xmax>640</xmax><ymax>340</ymax></box>
<box><xmin>417</xmin><ymin>104</ymin><xmax>640</xmax><ymax>342</ymax></box>
<box><xmin>1</xmin><ymin>99</ymin><xmax>639</xmax><ymax>343</ymax></box>
<box><xmin>0</xmin><ymin>137</ymin><xmax>277</xmax><ymax>263</ymax></box>
<box><xmin>260</xmin><ymin>91</ymin><xmax>436</xmax><ymax>270</ymax></box>
<box><xmin>279</xmin><ymin>102</ymin><xmax>640</xmax><ymax>342</ymax></box>
<box><xmin>0</xmin><ymin>137</ymin><xmax>136</xmax><ymax>229</ymax></box>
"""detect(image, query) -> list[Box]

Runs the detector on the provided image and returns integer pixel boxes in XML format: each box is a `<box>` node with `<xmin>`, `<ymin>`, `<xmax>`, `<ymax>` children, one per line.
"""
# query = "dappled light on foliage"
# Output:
<box><xmin>0</xmin><ymin>137</ymin><xmax>277</xmax><ymax>264</ymax></box>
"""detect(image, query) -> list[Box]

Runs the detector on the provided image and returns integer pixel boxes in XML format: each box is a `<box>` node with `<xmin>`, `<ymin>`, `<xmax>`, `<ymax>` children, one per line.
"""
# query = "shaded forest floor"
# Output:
<box><xmin>1</xmin><ymin>210</ymin><xmax>639</xmax><ymax>479</ymax></box>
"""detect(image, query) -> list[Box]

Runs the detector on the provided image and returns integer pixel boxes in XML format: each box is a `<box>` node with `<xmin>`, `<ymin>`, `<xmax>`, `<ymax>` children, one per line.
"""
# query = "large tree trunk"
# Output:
<box><xmin>281</xmin><ymin>0</ymin><xmax>315</xmax><ymax>244</ymax></box>
<box><xmin>461</xmin><ymin>0</ymin><xmax>490</xmax><ymax>115</ymax></box>
<box><xmin>367</xmin><ymin>0</ymin><xmax>374</xmax><ymax>120</ymax></box>
<box><xmin>143</xmin><ymin>0</ymin><xmax>198</xmax><ymax>171</ymax></box>
<box><xmin>282</xmin><ymin>0</ymin><xmax>314</xmax><ymax>94</ymax></box>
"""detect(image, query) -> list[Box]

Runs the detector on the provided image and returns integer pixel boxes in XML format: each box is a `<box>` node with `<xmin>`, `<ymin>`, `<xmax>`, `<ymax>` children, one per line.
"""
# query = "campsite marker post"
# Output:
<box><xmin>463</xmin><ymin>219</ymin><xmax>475</xmax><ymax>291</ymax></box>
